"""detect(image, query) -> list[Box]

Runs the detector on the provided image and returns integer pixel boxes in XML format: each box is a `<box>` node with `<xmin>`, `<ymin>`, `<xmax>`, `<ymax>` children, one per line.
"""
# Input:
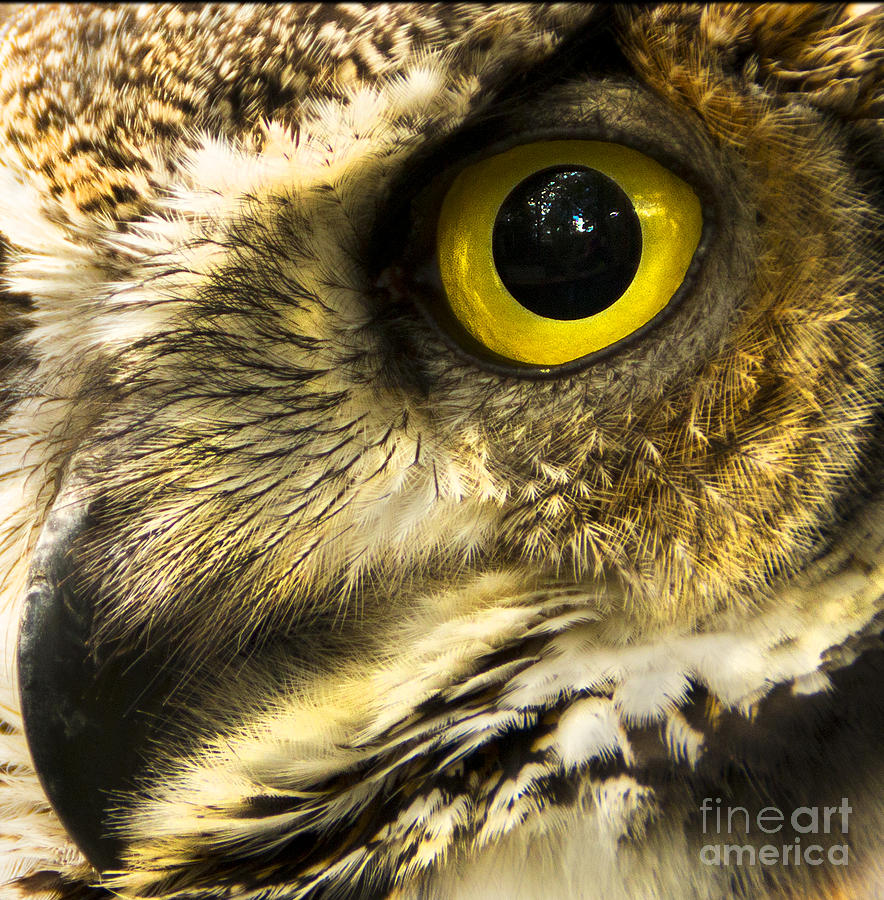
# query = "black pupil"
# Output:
<box><xmin>492</xmin><ymin>166</ymin><xmax>642</xmax><ymax>320</ymax></box>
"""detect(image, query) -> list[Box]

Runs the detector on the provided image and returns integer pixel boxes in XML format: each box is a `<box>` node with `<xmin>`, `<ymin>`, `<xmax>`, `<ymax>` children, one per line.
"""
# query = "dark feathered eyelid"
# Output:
<box><xmin>422</xmin><ymin>122</ymin><xmax>719</xmax><ymax>219</ymax></box>
<box><xmin>371</xmin><ymin>90</ymin><xmax>722</xmax><ymax>265</ymax></box>
<box><xmin>374</xmin><ymin>122</ymin><xmax>720</xmax><ymax>382</ymax></box>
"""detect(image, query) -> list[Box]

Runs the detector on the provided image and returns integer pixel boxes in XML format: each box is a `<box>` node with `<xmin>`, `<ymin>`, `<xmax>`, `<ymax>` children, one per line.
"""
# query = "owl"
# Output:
<box><xmin>0</xmin><ymin>3</ymin><xmax>881</xmax><ymax>899</ymax></box>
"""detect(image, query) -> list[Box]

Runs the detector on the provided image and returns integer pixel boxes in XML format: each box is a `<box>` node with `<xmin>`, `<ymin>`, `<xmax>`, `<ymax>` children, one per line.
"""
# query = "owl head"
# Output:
<box><xmin>1</xmin><ymin>4</ymin><xmax>882</xmax><ymax>899</ymax></box>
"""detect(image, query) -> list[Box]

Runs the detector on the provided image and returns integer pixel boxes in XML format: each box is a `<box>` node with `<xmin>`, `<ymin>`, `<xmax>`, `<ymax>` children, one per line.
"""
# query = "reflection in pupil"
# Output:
<box><xmin>492</xmin><ymin>166</ymin><xmax>642</xmax><ymax>320</ymax></box>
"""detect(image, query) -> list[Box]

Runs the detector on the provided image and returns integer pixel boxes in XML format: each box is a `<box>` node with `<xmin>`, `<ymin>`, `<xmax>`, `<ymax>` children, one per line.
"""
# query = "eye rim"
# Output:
<box><xmin>376</xmin><ymin>123</ymin><xmax>720</xmax><ymax>381</ymax></box>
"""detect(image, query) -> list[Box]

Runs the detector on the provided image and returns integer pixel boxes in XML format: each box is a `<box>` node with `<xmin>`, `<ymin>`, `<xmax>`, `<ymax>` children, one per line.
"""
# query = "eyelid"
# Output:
<box><xmin>382</xmin><ymin>113</ymin><xmax>719</xmax><ymax>241</ymax></box>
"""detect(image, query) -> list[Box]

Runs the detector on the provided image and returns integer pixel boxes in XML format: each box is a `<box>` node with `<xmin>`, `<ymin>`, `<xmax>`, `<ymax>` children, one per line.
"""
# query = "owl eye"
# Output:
<box><xmin>435</xmin><ymin>140</ymin><xmax>703</xmax><ymax>367</ymax></box>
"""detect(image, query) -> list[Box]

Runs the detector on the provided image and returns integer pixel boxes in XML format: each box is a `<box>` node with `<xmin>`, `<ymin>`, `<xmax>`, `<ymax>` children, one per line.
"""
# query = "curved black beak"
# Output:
<box><xmin>17</xmin><ymin>491</ymin><xmax>173</xmax><ymax>873</ymax></box>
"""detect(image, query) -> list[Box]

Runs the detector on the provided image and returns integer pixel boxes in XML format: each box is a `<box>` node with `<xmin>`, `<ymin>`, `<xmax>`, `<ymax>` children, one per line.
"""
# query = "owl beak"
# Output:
<box><xmin>17</xmin><ymin>489</ymin><xmax>171</xmax><ymax>873</ymax></box>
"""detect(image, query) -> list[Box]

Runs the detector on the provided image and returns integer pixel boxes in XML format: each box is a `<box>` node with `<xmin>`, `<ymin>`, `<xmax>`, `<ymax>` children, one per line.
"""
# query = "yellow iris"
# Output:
<box><xmin>436</xmin><ymin>140</ymin><xmax>703</xmax><ymax>367</ymax></box>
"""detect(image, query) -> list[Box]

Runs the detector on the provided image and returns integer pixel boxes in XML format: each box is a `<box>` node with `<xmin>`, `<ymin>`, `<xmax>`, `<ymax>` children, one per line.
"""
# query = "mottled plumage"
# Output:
<box><xmin>0</xmin><ymin>4</ymin><xmax>881</xmax><ymax>899</ymax></box>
